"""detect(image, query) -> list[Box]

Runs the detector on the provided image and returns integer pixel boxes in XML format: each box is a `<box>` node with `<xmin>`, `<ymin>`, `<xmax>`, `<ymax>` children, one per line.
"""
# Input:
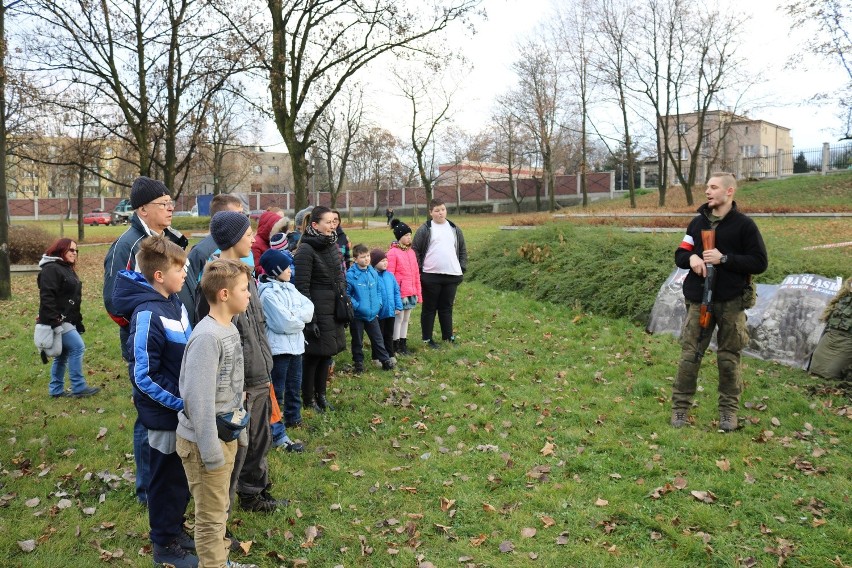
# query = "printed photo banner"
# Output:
<box><xmin>648</xmin><ymin>270</ymin><xmax>844</xmax><ymax>369</ymax></box>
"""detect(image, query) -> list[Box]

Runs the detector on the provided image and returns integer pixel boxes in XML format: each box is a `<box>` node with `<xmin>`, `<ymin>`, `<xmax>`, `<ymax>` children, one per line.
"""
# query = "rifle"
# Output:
<box><xmin>695</xmin><ymin>229</ymin><xmax>716</xmax><ymax>361</ymax></box>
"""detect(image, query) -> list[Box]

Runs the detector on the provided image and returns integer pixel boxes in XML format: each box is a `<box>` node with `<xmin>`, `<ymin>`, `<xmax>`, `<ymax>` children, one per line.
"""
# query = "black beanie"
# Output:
<box><xmin>390</xmin><ymin>218</ymin><xmax>412</xmax><ymax>241</ymax></box>
<box><xmin>370</xmin><ymin>248</ymin><xmax>387</xmax><ymax>267</ymax></box>
<box><xmin>210</xmin><ymin>211</ymin><xmax>250</xmax><ymax>251</ymax></box>
<box><xmin>130</xmin><ymin>176</ymin><xmax>170</xmax><ymax>209</ymax></box>
<box><xmin>260</xmin><ymin>249</ymin><xmax>295</xmax><ymax>278</ymax></box>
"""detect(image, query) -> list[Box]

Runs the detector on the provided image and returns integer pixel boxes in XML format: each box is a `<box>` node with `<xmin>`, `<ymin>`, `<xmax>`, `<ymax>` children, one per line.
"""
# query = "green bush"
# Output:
<box><xmin>170</xmin><ymin>216</ymin><xmax>212</xmax><ymax>232</ymax></box>
<box><xmin>468</xmin><ymin>225</ymin><xmax>676</xmax><ymax>323</ymax></box>
<box><xmin>8</xmin><ymin>225</ymin><xmax>55</xmax><ymax>264</ymax></box>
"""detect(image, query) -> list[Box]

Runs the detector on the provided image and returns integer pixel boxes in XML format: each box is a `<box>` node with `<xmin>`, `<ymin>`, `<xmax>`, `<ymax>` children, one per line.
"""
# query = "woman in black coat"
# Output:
<box><xmin>37</xmin><ymin>238</ymin><xmax>100</xmax><ymax>398</ymax></box>
<box><xmin>293</xmin><ymin>206</ymin><xmax>347</xmax><ymax>411</ymax></box>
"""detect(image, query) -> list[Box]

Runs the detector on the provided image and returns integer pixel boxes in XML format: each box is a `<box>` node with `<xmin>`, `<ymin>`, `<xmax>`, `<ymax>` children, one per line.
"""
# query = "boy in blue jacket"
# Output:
<box><xmin>370</xmin><ymin>248</ymin><xmax>402</xmax><ymax>366</ymax></box>
<box><xmin>112</xmin><ymin>236</ymin><xmax>197</xmax><ymax>568</ymax></box>
<box><xmin>346</xmin><ymin>244</ymin><xmax>394</xmax><ymax>373</ymax></box>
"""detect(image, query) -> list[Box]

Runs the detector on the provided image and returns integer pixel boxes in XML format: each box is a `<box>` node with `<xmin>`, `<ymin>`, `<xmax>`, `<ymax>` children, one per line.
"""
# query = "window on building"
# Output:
<box><xmin>677</xmin><ymin>123</ymin><xmax>688</xmax><ymax>135</ymax></box>
<box><xmin>268</xmin><ymin>165</ymin><xmax>280</xmax><ymax>175</ymax></box>
<box><xmin>253</xmin><ymin>165</ymin><xmax>262</xmax><ymax>174</ymax></box>
<box><xmin>251</xmin><ymin>183</ymin><xmax>262</xmax><ymax>192</ymax></box>
<box><xmin>762</xmin><ymin>145</ymin><xmax>769</xmax><ymax>157</ymax></box>
<box><xmin>680</xmin><ymin>148</ymin><xmax>689</xmax><ymax>160</ymax></box>
<box><xmin>269</xmin><ymin>184</ymin><xmax>282</xmax><ymax>193</ymax></box>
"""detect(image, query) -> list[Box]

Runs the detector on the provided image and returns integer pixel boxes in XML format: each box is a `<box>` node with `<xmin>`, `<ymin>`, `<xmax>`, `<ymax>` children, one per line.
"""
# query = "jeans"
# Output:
<box><xmin>420</xmin><ymin>273</ymin><xmax>463</xmax><ymax>341</ymax></box>
<box><xmin>49</xmin><ymin>329</ymin><xmax>87</xmax><ymax>396</ymax></box>
<box><xmin>177</xmin><ymin>436</ymin><xmax>237</xmax><ymax>568</ymax></box>
<box><xmin>271</xmin><ymin>354</ymin><xmax>303</xmax><ymax>426</ymax></box>
<box><xmin>350</xmin><ymin>317</ymin><xmax>389</xmax><ymax>364</ymax></box>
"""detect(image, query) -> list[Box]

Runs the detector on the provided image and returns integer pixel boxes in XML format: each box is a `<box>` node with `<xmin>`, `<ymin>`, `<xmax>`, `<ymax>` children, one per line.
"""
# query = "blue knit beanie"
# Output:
<box><xmin>260</xmin><ymin>248</ymin><xmax>295</xmax><ymax>278</ymax></box>
<box><xmin>210</xmin><ymin>211</ymin><xmax>250</xmax><ymax>251</ymax></box>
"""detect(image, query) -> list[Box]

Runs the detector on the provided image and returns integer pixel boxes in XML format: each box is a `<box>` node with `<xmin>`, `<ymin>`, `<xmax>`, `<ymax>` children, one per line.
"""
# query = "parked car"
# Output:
<box><xmin>82</xmin><ymin>209</ymin><xmax>112</xmax><ymax>226</ymax></box>
<box><xmin>111</xmin><ymin>198</ymin><xmax>134</xmax><ymax>225</ymax></box>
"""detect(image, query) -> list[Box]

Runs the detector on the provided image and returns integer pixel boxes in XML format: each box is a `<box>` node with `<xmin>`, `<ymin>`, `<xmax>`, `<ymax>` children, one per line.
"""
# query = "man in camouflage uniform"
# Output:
<box><xmin>672</xmin><ymin>173</ymin><xmax>768</xmax><ymax>432</ymax></box>
<box><xmin>809</xmin><ymin>277</ymin><xmax>852</xmax><ymax>381</ymax></box>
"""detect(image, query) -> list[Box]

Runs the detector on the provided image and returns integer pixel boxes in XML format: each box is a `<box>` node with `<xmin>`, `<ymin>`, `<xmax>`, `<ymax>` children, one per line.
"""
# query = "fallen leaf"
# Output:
<box><xmin>24</xmin><ymin>498</ymin><xmax>40</xmax><ymax>508</ymax></box>
<box><xmin>482</xmin><ymin>502</ymin><xmax>496</xmax><ymax>513</ymax></box>
<box><xmin>540</xmin><ymin>515</ymin><xmax>556</xmax><ymax>528</ymax></box>
<box><xmin>540</xmin><ymin>442</ymin><xmax>555</xmax><ymax>456</ymax></box>
<box><xmin>716</xmin><ymin>458</ymin><xmax>731</xmax><ymax>472</ymax></box>
<box><xmin>673</xmin><ymin>477</ymin><xmax>687</xmax><ymax>490</ymax></box>
<box><xmin>521</xmin><ymin>527</ymin><xmax>536</xmax><ymax>538</ymax></box>
<box><xmin>650</xmin><ymin>531</ymin><xmax>662</xmax><ymax>541</ymax></box>
<box><xmin>499</xmin><ymin>540</ymin><xmax>515</xmax><ymax>553</ymax></box>
<box><xmin>96</xmin><ymin>427</ymin><xmax>108</xmax><ymax>440</ymax></box>
<box><xmin>771</xmin><ymin>417</ymin><xmax>781</xmax><ymax>427</ymax></box>
<box><xmin>440</xmin><ymin>497</ymin><xmax>455</xmax><ymax>512</ymax></box>
<box><xmin>18</xmin><ymin>540</ymin><xmax>36</xmax><ymax>553</ymax></box>
<box><xmin>690</xmin><ymin>490</ymin><xmax>716</xmax><ymax>504</ymax></box>
<box><xmin>469</xmin><ymin>534</ymin><xmax>487</xmax><ymax>547</ymax></box>
<box><xmin>595</xmin><ymin>498</ymin><xmax>609</xmax><ymax>507</ymax></box>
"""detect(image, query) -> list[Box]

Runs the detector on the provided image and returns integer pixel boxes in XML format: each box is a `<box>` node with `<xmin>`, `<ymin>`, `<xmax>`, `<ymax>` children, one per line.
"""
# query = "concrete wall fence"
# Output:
<box><xmin>10</xmin><ymin>171</ymin><xmax>619</xmax><ymax>220</ymax></box>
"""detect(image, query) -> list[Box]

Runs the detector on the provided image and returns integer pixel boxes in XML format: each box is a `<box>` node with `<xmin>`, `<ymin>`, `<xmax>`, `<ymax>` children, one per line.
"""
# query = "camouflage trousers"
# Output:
<box><xmin>672</xmin><ymin>298</ymin><xmax>750</xmax><ymax>413</ymax></box>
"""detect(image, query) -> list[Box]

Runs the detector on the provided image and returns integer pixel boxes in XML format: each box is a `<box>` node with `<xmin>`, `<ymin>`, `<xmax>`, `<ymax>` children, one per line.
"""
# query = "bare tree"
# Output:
<box><xmin>23</xmin><ymin>0</ymin><xmax>258</xmax><ymax>196</ymax></box>
<box><xmin>196</xmin><ymin>88</ymin><xmax>262</xmax><ymax>196</ymax></box>
<box><xmin>507</xmin><ymin>38</ymin><xmax>568</xmax><ymax>212</ymax></box>
<box><xmin>397</xmin><ymin>70</ymin><xmax>456</xmax><ymax>203</ymax></box>
<box><xmin>1</xmin><ymin>0</ymin><xmax>26</xmax><ymax>299</ymax></box>
<box><xmin>557</xmin><ymin>0</ymin><xmax>597</xmax><ymax>208</ymax></box>
<box><xmin>594</xmin><ymin>0</ymin><xmax>640</xmax><ymax>207</ymax></box>
<box><xmin>785</xmin><ymin>0</ymin><xmax>852</xmax><ymax>138</ymax></box>
<box><xmin>350</xmin><ymin>126</ymin><xmax>398</xmax><ymax>217</ymax></box>
<box><xmin>629</xmin><ymin>0</ymin><xmax>746</xmax><ymax>205</ymax></box>
<box><xmin>256</xmin><ymin>0</ymin><xmax>481</xmax><ymax>212</ymax></box>
<box><xmin>315</xmin><ymin>87</ymin><xmax>363</xmax><ymax>208</ymax></box>
<box><xmin>489</xmin><ymin>102</ymin><xmax>536</xmax><ymax>212</ymax></box>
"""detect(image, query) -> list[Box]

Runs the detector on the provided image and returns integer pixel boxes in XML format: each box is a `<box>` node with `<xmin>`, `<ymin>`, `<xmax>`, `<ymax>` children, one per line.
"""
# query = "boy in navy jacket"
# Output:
<box><xmin>112</xmin><ymin>236</ymin><xmax>196</xmax><ymax>568</ymax></box>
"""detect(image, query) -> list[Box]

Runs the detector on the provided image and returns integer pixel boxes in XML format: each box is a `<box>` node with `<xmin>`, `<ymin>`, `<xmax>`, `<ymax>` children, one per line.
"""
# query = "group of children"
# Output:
<box><xmin>112</xmin><ymin>200</ymin><xmax>421</xmax><ymax>567</ymax></box>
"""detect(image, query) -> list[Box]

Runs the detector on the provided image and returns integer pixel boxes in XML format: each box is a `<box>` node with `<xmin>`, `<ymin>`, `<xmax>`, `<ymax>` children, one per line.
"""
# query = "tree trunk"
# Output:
<box><xmin>77</xmin><ymin>163</ymin><xmax>85</xmax><ymax>242</ymax></box>
<box><xmin>0</xmin><ymin>3</ymin><xmax>11</xmax><ymax>300</ymax></box>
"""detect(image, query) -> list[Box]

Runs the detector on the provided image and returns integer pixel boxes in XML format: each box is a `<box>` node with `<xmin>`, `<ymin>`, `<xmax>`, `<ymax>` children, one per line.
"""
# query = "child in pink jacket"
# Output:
<box><xmin>386</xmin><ymin>219</ymin><xmax>421</xmax><ymax>355</ymax></box>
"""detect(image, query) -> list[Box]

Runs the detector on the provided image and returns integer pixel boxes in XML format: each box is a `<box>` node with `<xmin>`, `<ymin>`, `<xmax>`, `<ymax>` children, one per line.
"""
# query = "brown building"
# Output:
<box><xmin>660</xmin><ymin>110</ymin><xmax>794</xmax><ymax>181</ymax></box>
<box><xmin>435</xmin><ymin>160</ymin><xmax>540</xmax><ymax>186</ymax></box>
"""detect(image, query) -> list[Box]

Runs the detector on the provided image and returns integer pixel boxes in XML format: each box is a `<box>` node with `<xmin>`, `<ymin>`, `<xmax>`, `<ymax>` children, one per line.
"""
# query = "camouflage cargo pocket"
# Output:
<box><xmin>741</xmin><ymin>281</ymin><xmax>757</xmax><ymax>310</ymax></box>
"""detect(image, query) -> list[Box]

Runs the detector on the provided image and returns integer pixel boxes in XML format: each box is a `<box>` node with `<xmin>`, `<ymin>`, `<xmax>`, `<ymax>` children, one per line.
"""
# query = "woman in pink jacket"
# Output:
<box><xmin>386</xmin><ymin>219</ymin><xmax>421</xmax><ymax>355</ymax></box>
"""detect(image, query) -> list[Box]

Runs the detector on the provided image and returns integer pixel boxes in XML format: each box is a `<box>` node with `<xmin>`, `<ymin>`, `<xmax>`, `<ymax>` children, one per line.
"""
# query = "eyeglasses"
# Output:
<box><xmin>147</xmin><ymin>200</ymin><xmax>175</xmax><ymax>210</ymax></box>
<box><xmin>68</xmin><ymin>249</ymin><xmax>78</xmax><ymax>253</ymax></box>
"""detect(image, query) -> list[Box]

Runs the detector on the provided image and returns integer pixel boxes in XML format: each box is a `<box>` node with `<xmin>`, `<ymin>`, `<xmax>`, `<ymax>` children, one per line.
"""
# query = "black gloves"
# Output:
<box><xmin>306</xmin><ymin>322</ymin><xmax>321</xmax><ymax>339</ymax></box>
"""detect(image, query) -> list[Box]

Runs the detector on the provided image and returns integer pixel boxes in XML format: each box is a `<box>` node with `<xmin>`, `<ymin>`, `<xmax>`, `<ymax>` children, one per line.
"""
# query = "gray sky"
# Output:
<box><xmin>262</xmin><ymin>0</ymin><xmax>847</xmax><ymax>153</ymax></box>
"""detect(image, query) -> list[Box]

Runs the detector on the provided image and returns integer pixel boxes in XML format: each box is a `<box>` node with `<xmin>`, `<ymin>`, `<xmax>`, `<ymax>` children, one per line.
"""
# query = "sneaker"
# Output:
<box><xmin>670</xmin><ymin>409</ymin><xmax>688</xmax><ymax>428</ymax></box>
<box><xmin>225</xmin><ymin>528</ymin><xmax>241</xmax><ymax>552</ymax></box>
<box><xmin>153</xmin><ymin>539</ymin><xmax>199</xmax><ymax>568</ymax></box>
<box><xmin>238</xmin><ymin>492</ymin><xmax>278</xmax><ymax>513</ymax></box>
<box><xmin>273</xmin><ymin>434</ymin><xmax>305</xmax><ymax>453</ymax></box>
<box><xmin>381</xmin><ymin>359</ymin><xmax>395</xmax><ymax>371</ymax></box>
<box><xmin>423</xmin><ymin>339</ymin><xmax>440</xmax><ymax>350</ymax></box>
<box><xmin>389</xmin><ymin>356</ymin><xmax>397</xmax><ymax>366</ymax></box>
<box><xmin>285</xmin><ymin>420</ymin><xmax>302</xmax><ymax>429</ymax></box>
<box><xmin>444</xmin><ymin>335</ymin><xmax>457</xmax><ymax>343</ymax></box>
<box><xmin>175</xmin><ymin>529</ymin><xmax>196</xmax><ymax>551</ymax></box>
<box><xmin>719</xmin><ymin>412</ymin><xmax>738</xmax><ymax>432</ymax></box>
<box><xmin>70</xmin><ymin>386</ymin><xmax>100</xmax><ymax>398</ymax></box>
<box><xmin>353</xmin><ymin>363</ymin><xmax>364</xmax><ymax>374</ymax></box>
<box><xmin>371</xmin><ymin>358</ymin><xmax>382</xmax><ymax>368</ymax></box>
<box><xmin>227</xmin><ymin>561</ymin><xmax>258</xmax><ymax>568</ymax></box>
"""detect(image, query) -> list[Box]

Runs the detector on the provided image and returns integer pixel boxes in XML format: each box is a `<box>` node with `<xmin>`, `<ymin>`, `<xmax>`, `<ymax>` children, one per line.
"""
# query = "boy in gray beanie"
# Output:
<box><xmin>197</xmin><ymin>212</ymin><xmax>284</xmax><ymax>516</ymax></box>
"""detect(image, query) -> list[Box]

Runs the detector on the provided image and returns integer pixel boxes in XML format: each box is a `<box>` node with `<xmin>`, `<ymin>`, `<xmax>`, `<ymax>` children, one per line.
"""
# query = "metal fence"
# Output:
<box><xmin>714</xmin><ymin>142</ymin><xmax>851</xmax><ymax>181</ymax></box>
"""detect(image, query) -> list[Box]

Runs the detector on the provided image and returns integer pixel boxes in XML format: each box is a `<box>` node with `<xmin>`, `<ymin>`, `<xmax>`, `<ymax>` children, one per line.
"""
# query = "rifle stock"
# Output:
<box><xmin>698</xmin><ymin>230</ymin><xmax>716</xmax><ymax>329</ymax></box>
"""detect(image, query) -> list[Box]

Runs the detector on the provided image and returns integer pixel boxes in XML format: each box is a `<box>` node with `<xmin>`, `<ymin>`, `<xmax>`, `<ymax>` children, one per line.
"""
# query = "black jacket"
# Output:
<box><xmin>38</xmin><ymin>256</ymin><xmax>83</xmax><ymax>330</ymax></box>
<box><xmin>411</xmin><ymin>218</ymin><xmax>468</xmax><ymax>274</ymax></box>
<box><xmin>675</xmin><ymin>202</ymin><xmax>768</xmax><ymax>303</ymax></box>
<box><xmin>293</xmin><ymin>233</ymin><xmax>347</xmax><ymax>357</ymax></box>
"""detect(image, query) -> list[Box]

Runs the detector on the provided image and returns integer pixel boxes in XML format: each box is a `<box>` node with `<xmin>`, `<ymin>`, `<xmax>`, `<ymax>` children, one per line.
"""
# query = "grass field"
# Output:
<box><xmin>1</xmin><ymin>178</ymin><xmax>850</xmax><ymax>567</ymax></box>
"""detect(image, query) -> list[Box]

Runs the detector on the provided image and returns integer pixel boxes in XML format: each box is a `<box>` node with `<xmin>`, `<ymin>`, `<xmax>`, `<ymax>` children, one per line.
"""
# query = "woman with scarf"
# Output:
<box><xmin>292</xmin><ymin>206</ymin><xmax>347</xmax><ymax>411</ymax></box>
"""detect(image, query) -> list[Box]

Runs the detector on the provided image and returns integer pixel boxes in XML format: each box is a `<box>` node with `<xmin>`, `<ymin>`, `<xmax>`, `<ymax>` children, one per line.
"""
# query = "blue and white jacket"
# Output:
<box><xmin>346</xmin><ymin>264</ymin><xmax>382</xmax><ymax>322</ymax></box>
<box><xmin>376</xmin><ymin>269</ymin><xmax>403</xmax><ymax>320</ymax></box>
<box><xmin>113</xmin><ymin>269</ymin><xmax>192</xmax><ymax>431</ymax></box>
<box><xmin>258</xmin><ymin>275</ymin><xmax>315</xmax><ymax>356</ymax></box>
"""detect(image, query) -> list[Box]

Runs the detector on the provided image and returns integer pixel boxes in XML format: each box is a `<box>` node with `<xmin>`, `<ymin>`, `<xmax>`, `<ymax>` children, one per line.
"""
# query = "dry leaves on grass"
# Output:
<box><xmin>691</xmin><ymin>490</ymin><xmax>717</xmax><ymax>504</ymax></box>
